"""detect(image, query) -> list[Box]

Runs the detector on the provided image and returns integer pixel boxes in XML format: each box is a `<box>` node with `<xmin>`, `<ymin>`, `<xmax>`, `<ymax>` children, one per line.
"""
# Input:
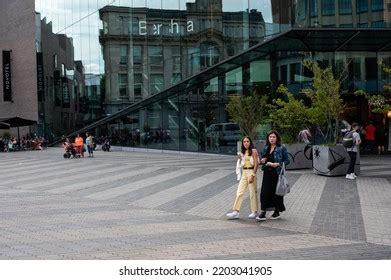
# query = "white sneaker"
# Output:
<box><xmin>352</xmin><ymin>173</ymin><xmax>357</xmax><ymax>178</ymax></box>
<box><xmin>226</xmin><ymin>211</ymin><xmax>240</xmax><ymax>219</ymax></box>
<box><xmin>345</xmin><ymin>174</ymin><xmax>355</xmax><ymax>180</ymax></box>
<box><xmin>248</xmin><ymin>212</ymin><xmax>257</xmax><ymax>219</ymax></box>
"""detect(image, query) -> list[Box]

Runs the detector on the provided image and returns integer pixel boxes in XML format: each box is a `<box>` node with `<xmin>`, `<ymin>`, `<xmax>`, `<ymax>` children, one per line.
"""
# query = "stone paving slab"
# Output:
<box><xmin>357</xmin><ymin>177</ymin><xmax>391</xmax><ymax>246</ymax></box>
<box><xmin>0</xmin><ymin>148</ymin><xmax>390</xmax><ymax>259</ymax></box>
<box><xmin>114</xmin><ymin>234</ymin><xmax>357</xmax><ymax>259</ymax></box>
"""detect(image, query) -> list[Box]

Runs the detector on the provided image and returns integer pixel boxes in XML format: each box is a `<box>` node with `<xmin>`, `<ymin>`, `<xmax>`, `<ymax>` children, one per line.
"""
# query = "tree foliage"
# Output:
<box><xmin>269</xmin><ymin>85</ymin><xmax>312</xmax><ymax>143</ymax></box>
<box><xmin>225</xmin><ymin>92</ymin><xmax>268</xmax><ymax>140</ymax></box>
<box><xmin>301</xmin><ymin>61</ymin><xmax>344</xmax><ymax>143</ymax></box>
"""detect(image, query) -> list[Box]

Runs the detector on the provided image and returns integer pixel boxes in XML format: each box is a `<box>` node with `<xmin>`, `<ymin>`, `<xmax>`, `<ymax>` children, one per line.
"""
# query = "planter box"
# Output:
<box><xmin>312</xmin><ymin>144</ymin><xmax>360</xmax><ymax>176</ymax></box>
<box><xmin>284</xmin><ymin>143</ymin><xmax>312</xmax><ymax>170</ymax></box>
<box><xmin>249</xmin><ymin>141</ymin><xmax>312</xmax><ymax>170</ymax></box>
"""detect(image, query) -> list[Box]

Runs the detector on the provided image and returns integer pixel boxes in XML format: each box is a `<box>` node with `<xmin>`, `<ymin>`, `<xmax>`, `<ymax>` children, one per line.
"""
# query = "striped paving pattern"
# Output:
<box><xmin>0</xmin><ymin>148</ymin><xmax>390</xmax><ymax>259</ymax></box>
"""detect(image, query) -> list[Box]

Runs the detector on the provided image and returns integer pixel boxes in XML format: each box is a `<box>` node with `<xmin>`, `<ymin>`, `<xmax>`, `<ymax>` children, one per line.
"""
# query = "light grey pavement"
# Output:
<box><xmin>0</xmin><ymin>148</ymin><xmax>390</xmax><ymax>259</ymax></box>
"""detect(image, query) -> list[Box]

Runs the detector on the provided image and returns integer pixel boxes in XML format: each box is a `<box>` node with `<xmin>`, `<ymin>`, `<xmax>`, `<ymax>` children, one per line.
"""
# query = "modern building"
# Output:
<box><xmin>1</xmin><ymin>0</ymin><xmax>391</xmax><ymax>153</ymax></box>
<box><xmin>0</xmin><ymin>0</ymin><xmax>37</xmax><ymax>137</ymax></box>
<box><xmin>98</xmin><ymin>2</ymin><xmax>266</xmax><ymax>114</ymax></box>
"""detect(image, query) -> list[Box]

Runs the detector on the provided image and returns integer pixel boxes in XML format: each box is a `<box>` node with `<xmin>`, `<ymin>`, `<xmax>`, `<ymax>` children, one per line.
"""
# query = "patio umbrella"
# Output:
<box><xmin>0</xmin><ymin>122</ymin><xmax>10</xmax><ymax>129</ymax></box>
<box><xmin>0</xmin><ymin>116</ymin><xmax>37</xmax><ymax>139</ymax></box>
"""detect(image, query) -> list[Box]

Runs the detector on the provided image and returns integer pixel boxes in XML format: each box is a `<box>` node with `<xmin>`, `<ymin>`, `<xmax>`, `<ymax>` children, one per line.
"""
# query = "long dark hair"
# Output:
<box><xmin>241</xmin><ymin>136</ymin><xmax>254</xmax><ymax>156</ymax></box>
<box><xmin>266</xmin><ymin>130</ymin><xmax>281</xmax><ymax>146</ymax></box>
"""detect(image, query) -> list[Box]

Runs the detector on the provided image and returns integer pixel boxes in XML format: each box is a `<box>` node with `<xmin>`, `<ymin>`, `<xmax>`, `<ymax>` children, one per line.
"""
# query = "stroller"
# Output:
<box><xmin>63</xmin><ymin>143</ymin><xmax>79</xmax><ymax>158</ymax></box>
<box><xmin>102</xmin><ymin>138</ymin><xmax>110</xmax><ymax>152</ymax></box>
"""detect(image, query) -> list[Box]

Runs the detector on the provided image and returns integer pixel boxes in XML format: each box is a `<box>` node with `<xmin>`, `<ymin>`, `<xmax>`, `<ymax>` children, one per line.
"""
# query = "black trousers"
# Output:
<box><xmin>347</xmin><ymin>151</ymin><xmax>357</xmax><ymax>174</ymax></box>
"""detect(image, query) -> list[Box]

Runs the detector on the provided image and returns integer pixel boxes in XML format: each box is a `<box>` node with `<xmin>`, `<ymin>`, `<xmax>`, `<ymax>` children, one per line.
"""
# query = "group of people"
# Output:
<box><xmin>225</xmin><ymin>121</ymin><xmax>370</xmax><ymax>221</ymax></box>
<box><xmin>226</xmin><ymin>130</ymin><xmax>289</xmax><ymax>221</ymax></box>
<box><xmin>62</xmin><ymin>133</ymin><xmax>95</xmax><ymax>158</ymax></box>
<box><xmin>361</xmin><ymin>121</ymin><xmax>387</xmax><ymax>155</ymax></box>
<box><xmin>0</xmin><ymin>135</ymin><xmax>46</xmax><ymax>152</ymax></box>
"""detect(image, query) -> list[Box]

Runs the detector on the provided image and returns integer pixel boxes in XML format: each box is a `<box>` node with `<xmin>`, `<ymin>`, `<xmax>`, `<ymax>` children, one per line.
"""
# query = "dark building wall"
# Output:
<box><xmin>39</xmin><ymin>18</ymin><xmax>80</xmax><ymax>136</ymax></box>
<box><xmin>0</xmin><ymin>0</ymin><xmax>37</xmax><ymax>122</ymax></box>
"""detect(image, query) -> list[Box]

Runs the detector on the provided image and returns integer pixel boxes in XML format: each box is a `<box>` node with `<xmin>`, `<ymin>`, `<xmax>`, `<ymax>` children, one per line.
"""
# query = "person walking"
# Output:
<box><xmin>256</xmin><ymin>130</ymin><xmax>289</xmax><ymax>221</ymax></box>
<box><xmin>86</xmin><ymin>132</ymin><xmax>94</xmax><ymax>158</ymax></box>
<box><xmin>298</xmin><ymin>127</ymin><xmax>311</xmax><ymax>143</ymax></box>
<box><xmin>74</xmin><ymin>133</ymin><xmax>84</xmax><ymax>157</ymax></box>
<box><xmin>226</xmin><ymin>136</ymin><xmax>259</xmax><ymax>220</ymax></box>
<box><xmin>346</xmin><ymin>122</ymin><xmax>361</xmax><ymax>180</ymax></box>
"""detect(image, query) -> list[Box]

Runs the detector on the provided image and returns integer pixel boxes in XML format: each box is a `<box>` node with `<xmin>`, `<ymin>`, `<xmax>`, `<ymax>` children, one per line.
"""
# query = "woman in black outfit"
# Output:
<box><xmin>257</xmin><ymin>130</ymin><xmax>289</xmax><ymax>221</ymax></box>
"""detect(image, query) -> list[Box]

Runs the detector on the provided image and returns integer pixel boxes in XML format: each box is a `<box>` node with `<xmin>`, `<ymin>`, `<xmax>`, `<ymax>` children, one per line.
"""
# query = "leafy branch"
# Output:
<box><xmin>225</xmin><ymin>92</ymin><xmax>268</xmax><ymax>140</ymax></box>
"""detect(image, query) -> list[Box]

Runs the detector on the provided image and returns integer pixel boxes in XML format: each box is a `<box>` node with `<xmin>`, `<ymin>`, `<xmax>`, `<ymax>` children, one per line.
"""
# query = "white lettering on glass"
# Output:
<box><xmin>170</xmin><ymin>19</ymin><xmax>179</xmax><ymax>34</ymax></box>
<box><xmin>187</xmin><ymin>21</ymin><xmax>194</xmax><ymax>32</ymax></box>
<box><xmin>139</xmin><ymin>20</ymin><xmax>147</xmax><ymax>35</ymax></box>
<box><xmin>139</xmin><ymin>19</ymin><xmax>194</xmax><ymax>36</ymax></box>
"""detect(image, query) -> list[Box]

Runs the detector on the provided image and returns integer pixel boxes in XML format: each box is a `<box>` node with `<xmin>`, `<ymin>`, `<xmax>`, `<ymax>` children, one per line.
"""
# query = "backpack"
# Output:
<box><xmin>342</xmin><ymin>131</ymin><xmax>354</xmax><ymax>148</ymax></box>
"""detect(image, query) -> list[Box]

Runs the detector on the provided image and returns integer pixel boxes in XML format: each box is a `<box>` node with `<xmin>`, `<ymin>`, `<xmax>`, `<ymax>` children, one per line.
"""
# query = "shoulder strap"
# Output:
<box><xmin>280</xmin><ymin>162</ymin><xmax>286</xmax><ymax>175</ymax></box>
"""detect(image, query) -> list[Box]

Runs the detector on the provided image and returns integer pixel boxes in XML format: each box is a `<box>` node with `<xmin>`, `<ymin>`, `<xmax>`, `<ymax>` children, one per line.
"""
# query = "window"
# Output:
<box><xmin>340</xmin><ymin>23</ymin><xmax>353</xmax><ymax>28</ymax></box>
<box><xmin>118</xmin><ymin>74</ymin><xmax>128</xmax><ymax>98</ymax></box>
<box><xmin>61</xmin><ymin>64</ymin><xmax>65</xmax><ymax>77</ymax></box>
<box><xmin>148</xmin><ymin>46</ymin><xmax>163</xmax><ymax>66</ymax></box>
<box><xmin>371</xmin><ymin>21</ymin><xmax>386</xmax><ymax>28</ymax></box>
<box><xmin>53</xmin><ymin>54</ymin><xmax>58</xmax><ymax>68</ymax></box>
<box><xmin>322</xmin><ymin>0</ymin><xmax>335</xmax><ymax>16</ymax></box>
<box><xmin>356</xmin><ymin>0</ymin><xmax>368</xmax><ymax>13</ymax></box>
<box><xmin>172</xmin><ymin>46</ymin><xmax>181</xmax><ymax>72</ymax></box>
<box><xmin>371</xmin><ymin>0</ymin><xmax>384</xmax><ymax>11</ymax></box>
<box><xmin>130</xmin><ymin>17</ymin><xmax>140</xmax><ymax>35</ymax></box>
<box><xmin>150</xmin><ymin>74</ymin><xmax>164</xmax><ymax>95</ymax></box>
<box><xmin>290</xmin><ymin>63</ymin><xmax>301</xmax><ymax>83</ymax></box>
<box><xmin>134</xmin><ymin>74</ymin><xmax>143</xmax><ymax>101</ymax></box>
<box><xmin>171</xmin><ymin>73</ymin><xmax>181</xmax><ymax>85</ymax></box>
<box><xmin>188</xmin><ymin>47</ymin><xmax>200</xmax><ymax>75</ymax></box>
<box><xmin>339</xmin><ymin>0</ymin><xmax>352</xmax><ymax>14</ymax></box>
<box><xmin>365</xmin><ymin>58</ymin><xmax>377</xmax><ymax>80</ymax></box>
<box><xmin>133</xmin><ymin>45</ymin><xmax>142</xmax><ymax>65</ymax></box>
<box><xmin>357</xmin><ymin>22</ymin><xmax>368</xmax><ymax>27</ymax></box>
<box><xmin>310</xmin><ymin>0</ymin><xmax>318</xmax><ymax>17</ymax></box>
<box><xmin>120</xmin><ymin>45</ymin><xmax>127</xmax><ymax>65</ymax></box>
<box><xmin>353</xmin><ymin>58</ymin><xmax>361</xmax><ymax>80</ymax></box>
<box><xmin>227</xmin><ymin>45</ymin><xmax>236</xmax><ymax>56</ymax></box>
<box><xmin>280</xmin><ymin>65</ymin><xmax>287</xmax><ymax>83</ymax></box>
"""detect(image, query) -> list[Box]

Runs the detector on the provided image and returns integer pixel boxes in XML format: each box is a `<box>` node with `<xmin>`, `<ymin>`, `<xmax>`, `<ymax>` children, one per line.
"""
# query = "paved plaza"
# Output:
<box><xmin>0</xmin><ymin>148</ymin><xmax>390</xmax><ymax>259</ymax></box>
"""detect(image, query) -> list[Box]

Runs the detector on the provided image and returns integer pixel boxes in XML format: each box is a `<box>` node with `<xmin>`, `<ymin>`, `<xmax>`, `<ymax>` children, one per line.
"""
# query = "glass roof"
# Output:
<box><xmin>73</xmin><ymin>28</ymin><xmax>391</xmax><ymax>136</ymax></box>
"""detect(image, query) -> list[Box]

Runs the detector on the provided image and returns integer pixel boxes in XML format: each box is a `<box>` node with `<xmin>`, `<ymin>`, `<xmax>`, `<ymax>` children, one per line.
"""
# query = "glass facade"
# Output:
<box><xmin>34</xmin><ymin>0</ymin><xmax>391</xmax><ymax>154</ymax></box>
<box><xmin>339</xmin><ymin>0</ymin><xmax>352</xmax><ymax>15</ymax></box>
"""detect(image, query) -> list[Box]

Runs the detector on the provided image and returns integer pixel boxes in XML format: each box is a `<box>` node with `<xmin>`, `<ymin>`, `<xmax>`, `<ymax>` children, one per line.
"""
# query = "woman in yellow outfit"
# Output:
<box><xmin>226</xmin><ymin>136</ymin><xmax>259</xmax><ymax>219</ymax></box>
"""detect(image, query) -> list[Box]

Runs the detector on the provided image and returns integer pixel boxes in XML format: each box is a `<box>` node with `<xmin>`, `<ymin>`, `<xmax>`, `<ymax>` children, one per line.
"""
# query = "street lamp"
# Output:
<box><xmin>387</xmin><ymin>111</ymin><xmax>391</xmax><ymax>118</ymax></box>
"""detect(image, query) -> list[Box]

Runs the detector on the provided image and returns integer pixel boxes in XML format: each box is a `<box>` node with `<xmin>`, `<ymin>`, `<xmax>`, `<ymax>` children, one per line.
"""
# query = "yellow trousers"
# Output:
<box><xmin>232</xmin><ymin>169</ymin><xmax>258</xmax><ymax>212</ymax></box>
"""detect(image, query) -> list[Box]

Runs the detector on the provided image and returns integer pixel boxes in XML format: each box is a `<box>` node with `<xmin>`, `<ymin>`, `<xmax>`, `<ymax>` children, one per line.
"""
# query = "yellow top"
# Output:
<box><xmin>243</xmin><ymin>150</ymin><xmax>253</xmax><ymax>168</ymax></box>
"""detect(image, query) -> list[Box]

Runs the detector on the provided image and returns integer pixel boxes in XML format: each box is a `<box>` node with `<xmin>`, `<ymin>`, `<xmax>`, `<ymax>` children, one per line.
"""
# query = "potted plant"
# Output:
<box><xmin>302</xmin><ymin>61</ymin><xmax>356</xmax><ymax>176</ymax></box>
<box><xmin>269</xmin><ymin>84</ymin><xmax>313</xmax><ymax>169</ymax></box>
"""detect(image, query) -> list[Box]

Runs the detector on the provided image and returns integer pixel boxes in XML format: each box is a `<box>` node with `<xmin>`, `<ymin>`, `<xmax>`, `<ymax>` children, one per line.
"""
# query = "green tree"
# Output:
<box><xmin>302</xmin><ymin>61</ymin><xmax>344</xmax><ymax>143</ymax></box>
<box><xmin>270</xmin><ymin>84</ymin><xmax>312</xmax><ymax>143</ymax></box>
<box><xmin>225</xmin><ymin>92</ymin><xmax>268</xmax><ymax>140</ymax></box>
